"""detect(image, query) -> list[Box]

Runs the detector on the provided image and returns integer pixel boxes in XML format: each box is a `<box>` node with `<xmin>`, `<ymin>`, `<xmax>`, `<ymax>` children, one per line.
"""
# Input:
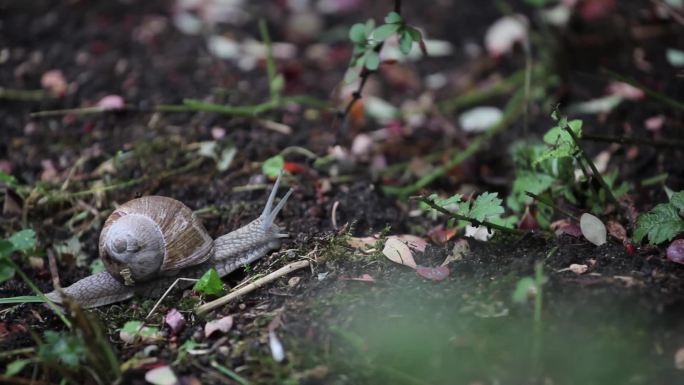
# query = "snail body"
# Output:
<box><xmin>47</xmin><ymin>174</ymin><xmax>292</xmax><ymax>308</ymax></box>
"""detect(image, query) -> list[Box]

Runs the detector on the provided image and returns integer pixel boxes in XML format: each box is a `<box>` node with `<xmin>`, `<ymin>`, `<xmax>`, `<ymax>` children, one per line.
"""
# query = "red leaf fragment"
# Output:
<box><xmin>415</xmin><ymin>265</ymin><xmax>450</xmax><ymax>281</ymax></box>
<box><xmin>550</xmin><ymin>219</ymin><xmax>582</xmax><ymax>237</ymax></box>
<box><xmin>427</xmin><ymin>225</ymin><xmax>456</xmax><ymax>244</ymax></box>
<box><xmin>283</xmin><ymin>162</ymin><xmax>306</xmax><ymax>174</ymax></box>
<box><xmin>517</xmin><ymin>206</ymin><xmax>538</xmax><ymax>230</ymax></box>
<box><xmin>626</xmin><ymin>243</ymin><xmax>635</xmax><ymax>256</ymax></box>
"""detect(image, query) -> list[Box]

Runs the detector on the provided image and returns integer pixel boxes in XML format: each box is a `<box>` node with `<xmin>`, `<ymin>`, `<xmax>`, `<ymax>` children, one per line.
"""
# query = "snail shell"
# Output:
<box><xmin>99</xmin><ymin>196</ymin><xmax>214</xmax><ymax>286</ymax></box>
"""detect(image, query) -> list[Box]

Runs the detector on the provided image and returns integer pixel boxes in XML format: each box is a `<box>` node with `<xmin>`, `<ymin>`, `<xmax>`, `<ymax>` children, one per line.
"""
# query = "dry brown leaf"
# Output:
<box><xmin>382</xmin><ymin>236</ymin><xmax>417</xmax><ymax>268</ymax></box>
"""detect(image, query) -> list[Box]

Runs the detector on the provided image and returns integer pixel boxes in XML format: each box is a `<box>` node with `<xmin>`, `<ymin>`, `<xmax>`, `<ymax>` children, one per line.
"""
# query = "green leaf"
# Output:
<box><xmin>512</xmin><ymin>277</ymin><xmax>536</xmax><ymax>304</ymax></box>
<box><xmin>364</xmin><ymin>19</ymin><xmax>376</xmax><ymax>36</ymax></box>
<box><xmin>349</xmin><ymin>23</ymin><xmax>366</xmax><ymax>43</ymax></box>
<box><xmin>262</xmin><ymin>155</ymin><xmax>285</xmax><ymax>178</ymax></box>
<box><xmin>0</xmin><ymin>171</ymin><xmax>18</xmax><ymax>187</ymax></box>
<box><xmin>0</xmin><ymin>295</ymin><xmax>45</xmax><ymax>304</ymax></box>
<box><xmin>406</xmin><ymin>26</ymin><xmax>422</xmax><ymax>42</ymax></box>
<box><xmin>39</xmin><ymin>331</ymin><xmax>86</xmax><ymax>368</ymax></box>
<box><xmin>535</xmin><ymin>119</ymin><xmax>583</xmax><ymax>165</ymax></box>
<box><xmin>634</xmin><ymin>203</ymin><xmax>684</xmax><ymax>244</ymax></box>
<box><xmin>0</xmin><ymin>258</ymin><xmax>16</xmax><ymax>283</ymax></box>
<box><xmin>5</xmin><ymin>359</ymin><xmax>30</xmax><ymax>376</ymax></box>
<box><xmin>9</xmin><ymin>229</ymin><xmax>36</xmax><ymax>251</ymax></box>
<box><xmin>469</xmin><ymin>192</ymin><xmax>505</xmax><ymax>222</ymax></box>
<box><xmin>399</xmin><ymin>31</ymin><xmax>413</xmax><ymax>54</ymax></box>
<box><xmin>364</xmin><ymin>50</ymin><xmax>380</xmax><ymax>70</ymax></box>
<box><xmin>384</xmin><ymin>11</ymin><xmax>403</xmax><ymax>24</ymax></box>
<box><xmin>122</xmin><ymin>321</ymin><xmax>160</xmax><ymax>338</ymax></box>
<box><xmin>90</xmin><ymin>259</ymin><xmax>105</xmax><ymax>274</ymax></box>
<box><xmin>508</xmin><ymin>172</ymin><xmax>555</xmax><ymax>212</ymax></box>
<box><xmin>671</xmin><ymin>191</ymin><xmax>684</xmax><ymax>212</ymax></box>
<box><xmin>372</xmin><ymin>23</ymin><xmax>399</xmax><ymax>42</ymax></box>
<box><xmin>193</xmin><ymin>268</ymin><xmax>224</xmax><ymax>296</ymax></box>
<box><xmin>343</xmin><ymin>66</ymin><xmax>361</xmax><ymax>84</ymax></box>
<box><xmin>0</xmin><ymin>239</ymin><xmax>13</xmax><ymax>258</ymax></box>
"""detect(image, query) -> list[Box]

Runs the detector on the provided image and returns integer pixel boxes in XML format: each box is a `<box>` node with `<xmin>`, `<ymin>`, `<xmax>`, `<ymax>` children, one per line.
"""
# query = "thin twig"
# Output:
<box><xmin>415</xmin><ymin>195</ymin><xmax>524</xmax><ymax>235</ymax></box>
<box><xmin>563</xmin><ymin>126</ymin><xmax>633</xmax><ymax>231</ymax></box>
<box><xmin>581</xmin><ymin>133</ymin><xmax>684</xmax><ymax>149</ymax></box>
<box><xmin>146</xmin><ymin>278</ymin><xmax>199</xmax><ymax>319</ymax></box>
<box><xmin>525</xmin><ymin>191</ymin><xmax>578</xmax><ymax>220</ymax></box>
<box><xmin>197</xmin><ymin>260</ymin><xmax>311</xmax><ymax>314</ymax></box>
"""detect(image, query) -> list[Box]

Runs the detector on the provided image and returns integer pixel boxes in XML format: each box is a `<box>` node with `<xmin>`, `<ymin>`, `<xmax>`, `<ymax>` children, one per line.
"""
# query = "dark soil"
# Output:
<box><xmin>1</xmin><ymin>0</ymin><xmax>684</xmax><ymax>384</ymax></box>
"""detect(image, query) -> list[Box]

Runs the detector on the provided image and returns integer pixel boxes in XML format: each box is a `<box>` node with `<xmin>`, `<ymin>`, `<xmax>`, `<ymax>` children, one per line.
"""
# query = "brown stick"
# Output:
<box><xmin>196</xmin><ymin>260</ymin><xmax>311</xmax><ymax>314</ymax></box>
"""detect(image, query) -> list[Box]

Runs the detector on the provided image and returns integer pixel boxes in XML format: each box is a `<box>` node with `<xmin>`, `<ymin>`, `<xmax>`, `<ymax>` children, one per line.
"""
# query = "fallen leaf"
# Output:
<box><xmin>675</xmin><ymin>347</ymin><xmax>684</xmax><ymax>370</ymax></box>
<box><xmin>441</xmin><ymin>239</ymin><xmax>469</xmax><ymax>266</ymax></box>
<box><xmin>458</xmin><ymin>106</ymin><xmax>503</xmax><ymax>133</ymax></box>
<box><xmin>341</xmin><ymin>273</ymin><xmax>375</xmax><ymax>283</ymax></box>
<box><xmin>427</xmin><ymin>225</ymin><xmax>457</xmax><ymax>244</ymax></box>
<box><xmin>395</xmin><ymin>234</ymin><xmax>428</xmax><ymax>252</ymax></box>
<box><xmin>485</xmin><ymin>15</ymin><xmax>528</xmax><ymax>57</ymax></box>
<box><xmin>557</xmin><ymin>264</ymin><xmax>589</xmax><ymax>274</ymax></box>
<box><xmin>416</xmin><ymin>265</ymin><xmax>450</xmax><ymax>281</ymax></box>
<box><xmin>41</xmin><ymin>69</ymin><xmax>67</xmax><ymax>97</ymax></box>
<box><xmin>580</xmin><ymin>213</ymin><xmax>607</xmax><ymax>246</ymax></box>
<box><xmin>382</xmin><ymin>236</ymin><xmax>417</xmax><ymax>268</ymax></box>
<box><xmin>667</xmin><ymin>239</ymin><xmax>684</xmax><ymax>265</ymax></box>
<box><xmin>145</xmin><ymin>366</ymin><xmax>178</xmax><ymax>385</ymax></box>
<box><xmin>97</xmin><ymin>95</ymin><xmax>125</xmax><ymax>110</ymax></box>
<box><xmin>269</xmin><ymin>330</ymin><xmax>285</xmax><ymax>362</ymax></box>
<box><xmin>606</xmin><ymin>220</ymin><xmax>627</xmax><ymax>243</ymax></box>
<box><xmin>204</xmin><ymin>315</ymin><xmax>233</xmax><ymax>338</ymax></box>
<box><xmin>346</xmin><ymin>236</ymin><xmax>379</xmax><ymax>252</ymax></box>
<box><xmin>550</xmin><ymin>219</ymin><xmax>582</xmax><ymax>237</ymax></box>
<box><xmin>164</xmin><ymin>309</ymin><xmax>185</xmax><ymax>335</ymax></box>
<box><xmin>517</xmin><ymin>206</ymin><xmax>539</xmax><ymax>230</ymax></box>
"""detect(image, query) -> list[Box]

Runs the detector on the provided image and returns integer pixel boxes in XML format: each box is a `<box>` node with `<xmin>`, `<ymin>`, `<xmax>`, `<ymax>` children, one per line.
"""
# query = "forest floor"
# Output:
<box><xmin>1</xmin><ymin>0</ymin><xmax>684</xmax><ymax>384</ymax></box>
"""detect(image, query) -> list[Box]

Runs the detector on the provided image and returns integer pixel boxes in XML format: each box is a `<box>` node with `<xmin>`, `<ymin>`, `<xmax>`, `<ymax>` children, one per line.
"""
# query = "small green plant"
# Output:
<box><xmin>344</xmin><ymin>11</ymin><xmax>425</xmax><ymax>83</ymax></box>
<box><xmin>193</xmin><ymin>267</ymin><xmax>225</xmax><ymax>296</ymax></box>
<box><xmin>420</xmin><ymin>192</ymin><xmax>521</xmax><ymax>235</ymax></box>
<box><xmin>508</xmin><ymin>113</ymin><xmax>629</xmax><ymax>226</ymax></box>
<box><xmin>634</xmin><ymin>191</ymin><xmax>684</xmax><ymax>245</ymax></box>
<box><xmin>38</xmin><ymin>331</ymin><xmax>87</xmax><ymax>368</ymax></box>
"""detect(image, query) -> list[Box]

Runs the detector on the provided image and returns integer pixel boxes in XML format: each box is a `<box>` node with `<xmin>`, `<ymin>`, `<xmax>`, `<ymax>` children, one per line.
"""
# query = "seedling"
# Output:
<box><xmin>634</xmin><ymin>191</ymin><xmax>684</xmax><ymax>245</ymax></box>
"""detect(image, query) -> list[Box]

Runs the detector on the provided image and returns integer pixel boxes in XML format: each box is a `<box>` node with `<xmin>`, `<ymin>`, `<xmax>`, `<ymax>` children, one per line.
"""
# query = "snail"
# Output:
<box><xmin>46</xmin><ymin>173</ymin><xmax>292</xmax><ymax>308</ymax></box>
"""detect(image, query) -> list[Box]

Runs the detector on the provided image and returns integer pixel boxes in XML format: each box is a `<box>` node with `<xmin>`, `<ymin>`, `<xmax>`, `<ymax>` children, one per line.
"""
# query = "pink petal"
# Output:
<box><xmin>164</xmin><ymin>308</ymin><xmax>185</xmax><ymax>335</ymax></box>
<box><xmin>97</xmin><ymin>95</ymin><xmax>125</xmax><ymax>110</ymax></box>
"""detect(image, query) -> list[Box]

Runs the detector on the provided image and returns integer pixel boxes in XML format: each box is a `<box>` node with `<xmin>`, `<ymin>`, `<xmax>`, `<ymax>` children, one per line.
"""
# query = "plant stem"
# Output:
<box><xmin>415</xmin><ymin>195</ymin><xmax>524</xmax><ymax>235</ymax></box>
<box><xmin>531</xmin><ymin>261</ymin><xmax>544</xmax><ymax>377</ymax></box>
<box><xmin>525</xmin><ymin>191</ymin><xmax>578</xmax><ymax>220</ymax></box>
<box><xmin>5</xmin><ymin>258</ymin><xmax>71</xmax><ymax>328</ymax></box>
<box><xmin>337</xmin><ymin>0</ymin><xmax>402</xmax><ymax>128</ymax></box>
<box><xmin>259</xmin><ymin>19</ymin><xmax>278</xmax><ymax>100</ymax></box>
<box><xmin>0</xmin><ymin>87</ymin><xmax>46</xmax><ymax>101</ymax></box>
<box><xmin>563</xmin><ymin>125</ymin><xmax>632</xmax><ymax>231</ymax></box>
<box><xmin>384</xmin><ymin>86</ymin><xmax>527</xmax><ymax>197</ymax></box>
<box><xmin>581</xmin><ymin>133</ymin><xmax>684</xmax><ymax>149</ymax></box>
